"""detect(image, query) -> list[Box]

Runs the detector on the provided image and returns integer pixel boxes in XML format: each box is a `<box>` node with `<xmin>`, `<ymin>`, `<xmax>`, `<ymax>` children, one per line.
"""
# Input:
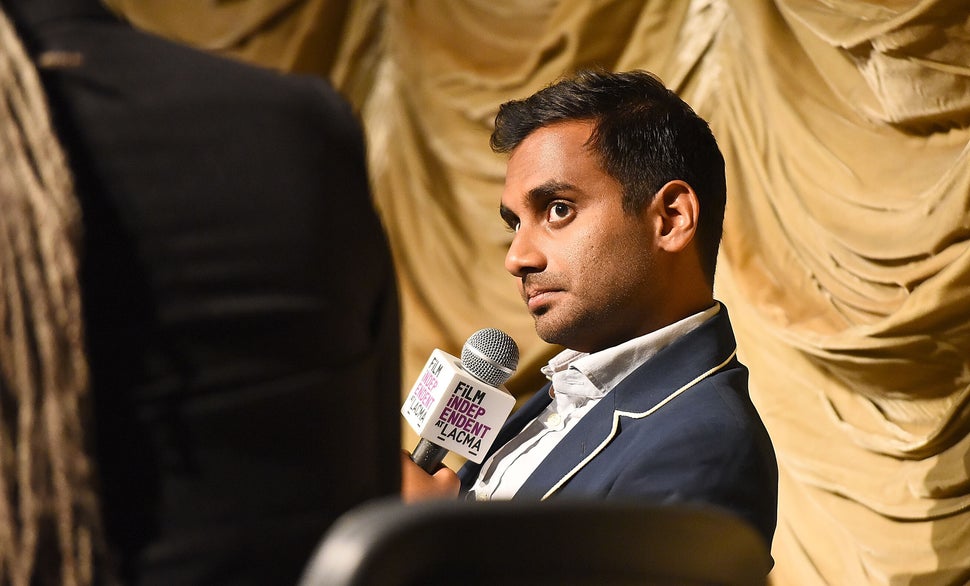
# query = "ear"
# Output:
<box><xmin>653</xmin><ymin>180</ymin><xmax>699</xmax><ymax>253</ymax></box>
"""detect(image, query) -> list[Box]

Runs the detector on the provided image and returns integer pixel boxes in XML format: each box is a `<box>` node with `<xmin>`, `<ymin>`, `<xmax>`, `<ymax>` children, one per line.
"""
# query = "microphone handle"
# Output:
<box><xmin>411</xmin><ymin>438</ymin><xmax>448</xmax><ymax>473</ymax></box>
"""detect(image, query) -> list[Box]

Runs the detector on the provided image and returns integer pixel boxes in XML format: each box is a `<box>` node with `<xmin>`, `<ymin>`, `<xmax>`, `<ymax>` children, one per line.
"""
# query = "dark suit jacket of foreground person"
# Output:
<box><xmin>4</xmin><ymin>0</ymin><xmax>401</xmax><ymax>583</ymax></box>
<box><xmin>459</xmin><ymin>307</ymin><xmax>778</xmax><ymax>548</ymax></box>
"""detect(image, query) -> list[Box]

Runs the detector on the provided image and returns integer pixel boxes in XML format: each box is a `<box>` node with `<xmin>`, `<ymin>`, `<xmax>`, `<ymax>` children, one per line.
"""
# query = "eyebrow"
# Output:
<box><xmin>499</xmin><ymin>179</ymin><xmax>577</xmax><ymax>225</ymax></box>
<box><xmin>527</xmin><ymin>180</ymin><xmax>575</xmax><ymax>202</ymax></box>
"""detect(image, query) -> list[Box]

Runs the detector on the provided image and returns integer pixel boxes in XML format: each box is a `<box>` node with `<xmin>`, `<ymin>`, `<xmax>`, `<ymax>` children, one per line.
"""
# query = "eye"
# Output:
<box><xmin>502</xmin><ymin>215</ymin><xmax>521</xmax><ymax>232</ymax></box>
<box><xmin>547</xmin><ymin>201</ymin><xmax>573</xmax><ymax>224</ymax></box>
<box><xmin>500</xmin><ymin>207</ymin><xmax>520</xmax><ymax>232</ymax></box>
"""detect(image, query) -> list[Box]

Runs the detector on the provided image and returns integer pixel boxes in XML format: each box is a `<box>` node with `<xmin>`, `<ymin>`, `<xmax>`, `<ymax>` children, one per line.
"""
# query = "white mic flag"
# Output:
<box><xmin>402</xmin><ymin>329</ymin><xmax>518</xmax><ymax>471</ymax></box>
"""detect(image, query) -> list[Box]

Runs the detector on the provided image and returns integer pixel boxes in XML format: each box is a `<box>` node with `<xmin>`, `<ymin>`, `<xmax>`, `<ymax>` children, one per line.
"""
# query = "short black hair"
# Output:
<box><xmin>491</xmin><ymin>69</ymin><xmax>727</xmax><ymax>284</ymax></box>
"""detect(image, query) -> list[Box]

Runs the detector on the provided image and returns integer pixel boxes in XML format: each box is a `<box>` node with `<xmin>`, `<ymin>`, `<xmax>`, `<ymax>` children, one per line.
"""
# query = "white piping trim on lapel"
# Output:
<box><xmin>539</xmin><ymin>348</ymin><xmax>738</xmax><ymax>501</ymax></box>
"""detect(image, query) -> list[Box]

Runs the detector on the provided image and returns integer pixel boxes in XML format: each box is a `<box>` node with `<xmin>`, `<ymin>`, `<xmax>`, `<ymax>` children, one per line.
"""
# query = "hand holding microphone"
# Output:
<box><xmin>401</xmin><ymin>328</ymin><xmax>519</xmax><ymax>473</ymax></box>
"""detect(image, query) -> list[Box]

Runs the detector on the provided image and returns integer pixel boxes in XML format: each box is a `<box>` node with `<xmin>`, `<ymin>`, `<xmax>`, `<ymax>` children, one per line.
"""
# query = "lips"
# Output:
<box><xmin>523</xmin><ymin>287</ymin><xmax>561</xmax><ymax>313</ymax></box>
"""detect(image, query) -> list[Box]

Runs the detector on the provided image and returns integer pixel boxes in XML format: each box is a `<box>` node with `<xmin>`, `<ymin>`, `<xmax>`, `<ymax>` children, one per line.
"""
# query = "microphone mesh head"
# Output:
<box><xmin>460</xmin><ymin>328</ymin><xmax>520</xmax><ymax>387</ymax></box>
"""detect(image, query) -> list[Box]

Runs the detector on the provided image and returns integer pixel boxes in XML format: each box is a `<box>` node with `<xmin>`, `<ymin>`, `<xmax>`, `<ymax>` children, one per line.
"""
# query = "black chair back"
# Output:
<box><xmin>300</xmin><ymin>498</ymin><xmax>772</xmax><ymax>586</ymax></box>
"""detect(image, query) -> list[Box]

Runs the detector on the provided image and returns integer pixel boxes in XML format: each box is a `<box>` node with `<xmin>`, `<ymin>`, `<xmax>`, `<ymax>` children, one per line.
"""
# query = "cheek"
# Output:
<box><xmin>561</xmin><ymin>231</ymin><xmax>604</xmax><ymax>272</ymax></box>
<box><xmin>582</xmin><ymin>227</ymin><xmax>652</xmax><ymax>287</ymax></box>
<box><xmin>553</xmin><ymin>219</ymin><xmax>651</xmax><ymax>284</ymax></box>
<box><xmin>560</xmin><ymin>232</ymin><xmax>622</xmax><ymax>289</ymax></box>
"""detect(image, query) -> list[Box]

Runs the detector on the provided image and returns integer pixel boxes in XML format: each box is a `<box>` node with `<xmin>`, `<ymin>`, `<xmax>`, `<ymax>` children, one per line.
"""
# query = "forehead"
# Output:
<box><xmin>501</xmin><ymin>120</ymin><xmax>618</xmax><ymax>209</ymax></box>
<box><xmin>502</xmin><ymin>121</ymin><xmax>608</xmax><ymax>205</ymax></box>
<box><xmin>504</xmin><ymin>120</ymin><xmax>599</xmax><ymax>186</ymax></box>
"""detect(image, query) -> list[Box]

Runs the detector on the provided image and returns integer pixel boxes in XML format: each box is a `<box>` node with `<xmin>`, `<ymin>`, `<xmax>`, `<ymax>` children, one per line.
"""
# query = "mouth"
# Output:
<box><xmin>523</xmin><ymin>287</ymin><xmax>561</xmax><ymax>313</ymax></box>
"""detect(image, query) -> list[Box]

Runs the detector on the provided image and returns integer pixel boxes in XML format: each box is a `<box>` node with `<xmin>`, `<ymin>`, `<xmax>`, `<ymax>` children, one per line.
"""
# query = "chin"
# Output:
<box><xmin>534</xmin><ymin>319</ymin><xmax>580</xmax><ymax>349</ymax></box>
<box><xmin>532</xmin><ymin>321</ymin><xmax>559</xmax><ymax>346</ymax></box>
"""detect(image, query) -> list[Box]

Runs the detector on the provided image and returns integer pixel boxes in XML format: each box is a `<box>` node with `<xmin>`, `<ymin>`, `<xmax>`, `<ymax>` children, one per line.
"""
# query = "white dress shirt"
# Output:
<box><xmin>468</xmin><ymin>303</ymin><xmax>720</xmax><ymax>500</ymax></box>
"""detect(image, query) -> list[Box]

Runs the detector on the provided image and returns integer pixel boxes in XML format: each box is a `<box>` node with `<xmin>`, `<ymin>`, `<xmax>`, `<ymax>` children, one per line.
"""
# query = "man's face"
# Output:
<box><xmin>500</xmin><ymin>120</ymin><xmax>665</xmax><ymax>353</ymax></box>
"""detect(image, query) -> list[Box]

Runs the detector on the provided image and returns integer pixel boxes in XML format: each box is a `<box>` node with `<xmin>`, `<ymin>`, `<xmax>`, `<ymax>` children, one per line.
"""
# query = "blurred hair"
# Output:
<box><xmin>0</xmin><ymin>7</ymin><xmax>109</xmax><ymax>586</ymax></box>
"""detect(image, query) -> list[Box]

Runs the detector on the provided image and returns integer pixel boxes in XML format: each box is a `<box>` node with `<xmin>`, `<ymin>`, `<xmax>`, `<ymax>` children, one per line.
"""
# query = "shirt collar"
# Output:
<box><xmin>541</xmin><ymin>303</ymin><xmax>721</xmax><ymax>397</ymax></box>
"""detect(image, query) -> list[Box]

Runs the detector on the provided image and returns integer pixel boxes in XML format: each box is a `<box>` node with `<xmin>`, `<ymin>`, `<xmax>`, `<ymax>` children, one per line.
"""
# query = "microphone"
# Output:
<box><xmin>402</xmin><ymin>328</ymin><xmax>519</xmax><ymax>473</ymax></box>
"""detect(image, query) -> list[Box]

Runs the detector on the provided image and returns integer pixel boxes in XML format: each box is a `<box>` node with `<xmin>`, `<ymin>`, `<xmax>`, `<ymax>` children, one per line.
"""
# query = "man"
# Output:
<box><xmin>402</xmin><ymin>69</ymin><xmax>778</xmax><ymax>548</ymax></box>
<box><xmin>2</xmin><ymin>0</ymin><xmax>400</xmax><ymax>584</ymax></box>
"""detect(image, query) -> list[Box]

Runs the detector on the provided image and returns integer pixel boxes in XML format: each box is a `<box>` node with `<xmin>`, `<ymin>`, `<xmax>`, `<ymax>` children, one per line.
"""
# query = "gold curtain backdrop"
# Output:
<box><xmin>102</xmin><ymin>0</ymin><xmax>970</xmax><ymax>583</ymax></box>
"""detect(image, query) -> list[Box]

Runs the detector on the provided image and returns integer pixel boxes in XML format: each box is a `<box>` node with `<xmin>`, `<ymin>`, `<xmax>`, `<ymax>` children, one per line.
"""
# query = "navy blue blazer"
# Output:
<box><xmin>459</xmin><ymin>307</ymin><xmax>778</xmax><ymax>547</ymax></box>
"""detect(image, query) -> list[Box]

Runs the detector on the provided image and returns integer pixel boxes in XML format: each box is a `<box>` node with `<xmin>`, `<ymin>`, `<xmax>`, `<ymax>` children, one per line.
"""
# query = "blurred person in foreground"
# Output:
<box><xmin>0</xmin><ymin>0</ymin><xmax>400</xmax><ymax>584</ymax></box>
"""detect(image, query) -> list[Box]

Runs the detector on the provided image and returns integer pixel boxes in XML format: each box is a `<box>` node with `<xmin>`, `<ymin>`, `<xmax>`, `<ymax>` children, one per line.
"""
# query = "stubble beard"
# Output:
<box><xmin>531</xmin><ymin>300</ymin><xmax>606</xmax><ymax>351</ymax></box>
<box><xmin>530</xmin><ymin>284</ymin><xmax>636</xmax><ymax>352</ymax></box>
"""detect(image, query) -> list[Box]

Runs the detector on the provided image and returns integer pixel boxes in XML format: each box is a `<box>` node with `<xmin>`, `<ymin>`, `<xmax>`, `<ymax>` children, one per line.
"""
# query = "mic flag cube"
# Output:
<box><xmin>401</xmin><ymin>348</ymin><xmax>515</xmax><ymax>463</ymax></box>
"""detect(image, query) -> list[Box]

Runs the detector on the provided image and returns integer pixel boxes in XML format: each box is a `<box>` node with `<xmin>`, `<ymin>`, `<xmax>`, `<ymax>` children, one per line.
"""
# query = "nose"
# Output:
<box><xmin>505</xmin><ymin>226</ymin><xmax>546</xmax><ymax>277</ymax></box>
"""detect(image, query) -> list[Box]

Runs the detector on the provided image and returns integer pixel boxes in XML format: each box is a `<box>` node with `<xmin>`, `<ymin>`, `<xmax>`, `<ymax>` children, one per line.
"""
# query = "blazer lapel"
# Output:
<box><xmin>489</xmin><ymin>384</ymin><xmax>553</xmax><ymax>457</ymax></box>
<box><xmin>515</xmin><ymin>307</ymin><xmax>739</xmax><ymax>500</ymax></box>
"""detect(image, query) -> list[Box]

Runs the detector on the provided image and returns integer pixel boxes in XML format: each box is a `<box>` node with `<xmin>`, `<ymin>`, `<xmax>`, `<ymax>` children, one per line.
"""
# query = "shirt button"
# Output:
<box><xmin>546</xmin><ymin>413</ymin><xmax>562</xmax><ymax>427</ymax></box>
